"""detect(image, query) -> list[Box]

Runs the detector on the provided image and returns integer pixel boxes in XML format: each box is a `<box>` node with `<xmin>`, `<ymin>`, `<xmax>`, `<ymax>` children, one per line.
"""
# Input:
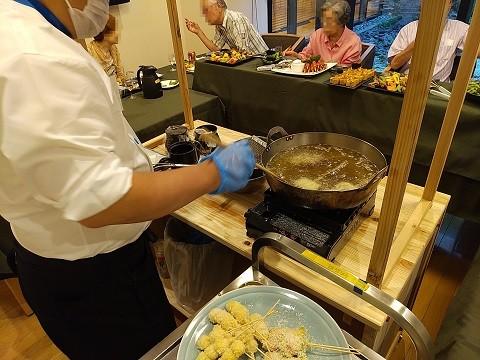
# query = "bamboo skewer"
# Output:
<box><xmin>367</xmin><ymin>0</ymin><xmax>450</xmax><ymax>287</ymax></box>
<box><xmin>423</xmin><ymin>0</ymin><xmax>480</xmax><ymax>201</ymax></box>
<box><xmin>165</xmin><ymin>0</ymin><xmax>194</xmax><ymax>130</ymax></box>
<box><xmin>309</xmin><ymin>343</ymin><xmax>362</xmax><ymax>355</ymax></box>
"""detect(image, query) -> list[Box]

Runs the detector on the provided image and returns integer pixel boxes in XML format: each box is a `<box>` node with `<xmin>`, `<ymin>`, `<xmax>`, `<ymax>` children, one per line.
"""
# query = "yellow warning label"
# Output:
<box><xmin>301</xmin><ymin>250</ymin><xmax>369</xmax><ymax>292</ymax></box>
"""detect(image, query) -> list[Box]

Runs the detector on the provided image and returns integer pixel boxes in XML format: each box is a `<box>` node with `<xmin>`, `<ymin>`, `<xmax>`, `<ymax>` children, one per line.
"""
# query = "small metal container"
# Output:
<box><xmin>194</xmin><ymin>124</ymin><xmax>221</xmax><ymax>155</ymax></box>
<box><xmin>165</xmin><ymin>125</ymin><xmax>189</xmax><ymax>151</ymax></box>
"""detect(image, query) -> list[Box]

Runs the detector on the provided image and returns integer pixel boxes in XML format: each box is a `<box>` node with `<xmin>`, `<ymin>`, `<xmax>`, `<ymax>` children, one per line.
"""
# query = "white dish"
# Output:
<box><xmin>161</xmin><ymin>80</ymin><xmax>180</xmax><ymax>89</ymax></box>
<box><xmin>272</xmin><ymin>62</ymin><xmax>337</xmax><ymax>77</ymax></box>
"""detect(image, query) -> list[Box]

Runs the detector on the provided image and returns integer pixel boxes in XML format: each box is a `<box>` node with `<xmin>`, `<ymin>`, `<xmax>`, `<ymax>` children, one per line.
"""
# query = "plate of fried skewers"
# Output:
<box><xmin>178</xmin><ymin>286</ymin><xmax>360</xmax><ymax>360</ymax></box>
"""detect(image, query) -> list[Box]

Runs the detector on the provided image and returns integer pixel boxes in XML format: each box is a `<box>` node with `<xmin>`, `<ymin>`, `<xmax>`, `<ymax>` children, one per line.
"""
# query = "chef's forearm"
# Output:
<box><xmin>79</xmin><ymin>161</ymin><xmax>220</xmax><ymax>228</ymax></box>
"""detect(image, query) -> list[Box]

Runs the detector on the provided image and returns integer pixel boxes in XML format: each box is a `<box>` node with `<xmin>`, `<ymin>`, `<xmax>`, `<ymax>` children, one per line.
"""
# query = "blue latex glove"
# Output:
<box><xmin>201</xmin><ymin>140</ymin><xmax>255</xmax><ymax>194</ymax></box>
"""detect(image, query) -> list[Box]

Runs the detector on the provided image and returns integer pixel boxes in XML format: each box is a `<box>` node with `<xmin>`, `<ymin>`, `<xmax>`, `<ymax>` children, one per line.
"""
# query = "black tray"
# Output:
<box><xmin>365</xmin><ymin>83</ymin><xmax>405</xmax><ymax>96</ymax></box>
<box><xmin>326</xmin><ymin>76</ymin><xmax>373</xmax><ymax>90</ymax></box>
<box><xmin>466</xmin><ymin>92</ymin><xmax>480</xmax><ymax>104</ymax></box>
<box><xmin>205</xmin><ymin>54</ymin><xmax>255</xmax><ymax>67</ymax></box>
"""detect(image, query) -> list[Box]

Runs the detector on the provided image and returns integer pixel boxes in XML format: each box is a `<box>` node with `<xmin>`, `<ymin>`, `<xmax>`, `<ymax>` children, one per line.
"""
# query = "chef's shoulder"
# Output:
<box><xmin>0</xmin><ymin>1</ymin><xmax>100</xmax><ymax>86</ymax></box>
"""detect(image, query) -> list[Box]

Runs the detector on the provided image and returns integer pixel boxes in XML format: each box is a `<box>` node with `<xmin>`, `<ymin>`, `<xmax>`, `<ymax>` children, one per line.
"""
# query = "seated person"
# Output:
<box><xmin>388</xmin><ymin>0</ymin><xmax>480</xmax><ymax>81</ymax></box>
<box><xmin>284</xmin><ymin>0</ymin><xmax>361</xmax><ymax>65</ymax></box>
<box><xmin>185</xmin><ymin>0</ymin><xmax>268</xmax><ymax>54</ymax></box>
<box><xmin>87</xmin><ymin>15</ymin><xmax>125</xmax><ymax>86</ymax></box>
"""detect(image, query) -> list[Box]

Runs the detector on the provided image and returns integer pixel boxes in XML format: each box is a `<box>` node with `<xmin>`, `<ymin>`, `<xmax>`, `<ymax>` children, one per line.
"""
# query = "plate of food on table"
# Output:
<box><xmin>328</xmin><ymin>67</ymin><xmax>376</xmax><ymax>89</ymax></box>
<box><xmin>271</xmin><ymin>55</ymin><xmax>336</xmax><ymax>77</ymax></box>
<box><xmin>261</xmin><ymin>49</ymin><xmax>283</xmax><ymax>65</ymax></box>
<box><xmin>367</xmin><ymin>71</ymin><xmax>408</xmax><ymax>95</ymax></box>
<box><xmin>207</xmin><ymin>49</ymin><xmax>254</xmax><ymax>66</ymax></box>
<box><xmin>466</xmin><ymin>80</ymin><xmax>480</xmax><ymax>104</ymax></box>
<box><xmin>177</xmin><ymin>286</ymin><xmax>354</xmax><ymax>360</ymax></box>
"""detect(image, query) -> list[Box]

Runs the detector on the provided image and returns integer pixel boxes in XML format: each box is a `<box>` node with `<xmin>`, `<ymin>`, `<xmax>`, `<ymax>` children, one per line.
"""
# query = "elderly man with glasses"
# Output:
<box><xmin>285</xmin><ymin>0</ymin><xmax>362</xmax><ymax>65</ymax></box>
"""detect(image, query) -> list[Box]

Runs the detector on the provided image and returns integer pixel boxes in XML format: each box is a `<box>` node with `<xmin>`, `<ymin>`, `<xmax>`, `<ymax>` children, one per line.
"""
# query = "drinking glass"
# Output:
<box><xmin>169</xmin><ymin>54</ymin><xmax>177</xmax><ymax>72</ymax></box>
<box><xmin>125</xmin><ymin>71</ymin><xmax>137</xmax><ymax>99</ymax></box>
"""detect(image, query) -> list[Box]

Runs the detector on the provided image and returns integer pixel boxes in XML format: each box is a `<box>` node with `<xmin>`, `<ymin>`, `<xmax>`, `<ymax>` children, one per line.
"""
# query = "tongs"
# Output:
<box><xmin>153</xmin><ymin>163</ymin><xmax>192</xmax><ymax>171</ymax></box>
<box><xmin>430</xmin><ymin>80</ymin><xmax>451</xmax><ymax>100</ymax></box>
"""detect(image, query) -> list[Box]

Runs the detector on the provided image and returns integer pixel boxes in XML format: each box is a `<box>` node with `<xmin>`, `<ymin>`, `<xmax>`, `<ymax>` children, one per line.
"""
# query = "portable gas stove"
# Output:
<box><xmin>245</xmin><ymin>190</ymin><xmax>376</xmax><ymax>260</ymax></box>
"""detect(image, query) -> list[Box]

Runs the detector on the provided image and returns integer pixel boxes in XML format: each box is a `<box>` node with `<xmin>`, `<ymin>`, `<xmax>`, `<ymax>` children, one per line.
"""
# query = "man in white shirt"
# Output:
<box><xmin>0</xmin><ymin>0</ymin><xmax>254</xmax><ymax>358</ymax></box>
<box><xmin>185</xmin><ymin>0</ymin><xmax>268</xmax><ymax>54</ymax></box>
<box><xmin>388</xmin><ymin>0</ymin><xmax>480</xmax><ymax>81</ymax></box>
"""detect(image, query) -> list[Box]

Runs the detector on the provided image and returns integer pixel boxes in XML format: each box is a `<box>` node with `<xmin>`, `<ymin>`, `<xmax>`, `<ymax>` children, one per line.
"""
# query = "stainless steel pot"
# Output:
<box><xmin>261</xmin><ymin>128</ymin><xmax>388</xmax><ymax>209</ymax></box>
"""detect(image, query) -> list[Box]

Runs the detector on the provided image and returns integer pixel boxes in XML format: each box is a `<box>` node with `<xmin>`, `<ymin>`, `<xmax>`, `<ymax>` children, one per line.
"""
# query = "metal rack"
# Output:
<box><xmin>141</xmin><ymin>232</ymin><xmax>433</xmax><ymax>360</ymax></box>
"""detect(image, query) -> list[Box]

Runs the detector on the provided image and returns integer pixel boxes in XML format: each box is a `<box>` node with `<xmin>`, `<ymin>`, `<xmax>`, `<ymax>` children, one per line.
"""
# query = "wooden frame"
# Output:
<box><xmin>164</xmin><ymin>0</ymin><xmax>480</xmax><ymax>293</ymax></box>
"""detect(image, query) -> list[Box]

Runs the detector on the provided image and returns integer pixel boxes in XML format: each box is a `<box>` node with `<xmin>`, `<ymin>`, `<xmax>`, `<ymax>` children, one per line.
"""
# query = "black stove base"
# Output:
<box><xmin>245</xmin><ymin>191</ymin><xmax>376</xmax><ymax>260</ymax></box>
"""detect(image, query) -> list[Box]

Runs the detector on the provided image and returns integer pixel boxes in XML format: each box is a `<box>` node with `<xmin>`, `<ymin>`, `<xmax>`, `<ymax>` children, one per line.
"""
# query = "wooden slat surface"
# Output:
<box><xmin>153</xmin><ymin>121</ymin><xmax>450</xmax><ymax>329</ymax></box>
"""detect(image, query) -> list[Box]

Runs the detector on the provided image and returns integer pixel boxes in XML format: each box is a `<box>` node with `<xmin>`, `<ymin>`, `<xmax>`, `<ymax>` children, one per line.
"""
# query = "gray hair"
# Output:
<box><xmin>206</xmin><ymin>0</ymin><xmax>227</xmax><ymax>9</ymax></box>
<box><xmin>322</xmin><ymin>0</ymin><xmax>351</xmax><ymax>26</ymax></box>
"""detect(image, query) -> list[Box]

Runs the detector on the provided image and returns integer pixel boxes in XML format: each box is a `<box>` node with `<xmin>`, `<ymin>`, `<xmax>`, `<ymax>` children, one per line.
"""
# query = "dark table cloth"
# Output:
<box><xmin>192</xmin><ymin>59</ymin><xmax>480</xmax><ymax>221</ymax></box>
<box><xmin>123</xmin><ymin>66</ymin><xmax>225</xmax><ymax>142</ymax></box>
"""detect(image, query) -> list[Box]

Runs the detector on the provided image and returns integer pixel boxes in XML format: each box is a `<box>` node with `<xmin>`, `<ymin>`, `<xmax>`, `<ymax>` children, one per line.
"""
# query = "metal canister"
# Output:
<box><xmin>165</xmin><ymin>125</ymin><xmax>189</xmax><ymax>151</ymax></box>
<box><xmin>188</xmin><ymin>50</ymin><xmax>196</xmax><ymax>65</ymax></box>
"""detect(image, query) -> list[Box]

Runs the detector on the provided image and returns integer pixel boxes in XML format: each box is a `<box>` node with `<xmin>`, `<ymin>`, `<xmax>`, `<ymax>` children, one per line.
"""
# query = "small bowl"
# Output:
<box><xmin>236</xmin><ymin>169</ymin><xmax>266</xmax><ymax>194</ymax></box>
<box><xmin>265</xmin><ymin>49</ymin><xmax>277</xmax><ymax>56</ymax></box>
<box><xmin>291</xmin><ymin>59</ymin><xmax>305</xmax><ymax>73</ymax></box>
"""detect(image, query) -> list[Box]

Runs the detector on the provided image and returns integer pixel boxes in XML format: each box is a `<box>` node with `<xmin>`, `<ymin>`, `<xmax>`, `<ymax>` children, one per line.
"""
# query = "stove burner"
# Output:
<box><xmin>245</xmin><ymin>190</ymin><xmax>375</xmax><ymax>260</ymax></box>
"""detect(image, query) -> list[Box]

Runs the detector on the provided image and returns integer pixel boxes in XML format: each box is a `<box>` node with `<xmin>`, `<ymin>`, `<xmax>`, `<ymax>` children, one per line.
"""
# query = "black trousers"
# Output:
<box><xmin>15</xmin><ymin>232</ymin><xmax>175</xmax><ymax>360</ymax></box>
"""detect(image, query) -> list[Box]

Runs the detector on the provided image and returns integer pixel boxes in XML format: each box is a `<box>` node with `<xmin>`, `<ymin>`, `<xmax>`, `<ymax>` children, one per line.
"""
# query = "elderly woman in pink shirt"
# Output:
<box><xmin>285</xmin><ymin>0</ymin><xmax>362</xmax><ymax>65</ymax></box>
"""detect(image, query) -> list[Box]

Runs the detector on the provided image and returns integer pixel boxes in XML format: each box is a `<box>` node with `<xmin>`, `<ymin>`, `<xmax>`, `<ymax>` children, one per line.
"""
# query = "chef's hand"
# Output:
<box><xmin>202</xmin><ymin>140</ymin><xmax>255</xmax><ymax>194</ymax></box>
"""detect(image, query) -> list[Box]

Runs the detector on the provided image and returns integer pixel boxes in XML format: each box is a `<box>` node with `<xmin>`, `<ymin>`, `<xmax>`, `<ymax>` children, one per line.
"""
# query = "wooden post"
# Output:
<box><xmin>367</xmin><ymin>0</ymin><xmax>450</xmax><ymax>287</ymax></box>
<box><xmin>165</xmin><ymin>0</ymin><xmax>195</xmax><ymax>130</ymax></box>
<box><xmin>423</xmin><ymin>0</ymin><xmax>480</xmax><ymax>201</ymax></box>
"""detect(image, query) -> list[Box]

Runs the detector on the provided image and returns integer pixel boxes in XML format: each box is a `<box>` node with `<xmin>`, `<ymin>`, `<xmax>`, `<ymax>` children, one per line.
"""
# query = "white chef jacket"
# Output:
<box><xmin>0</xmin><ymin>1</ymin><xmax>151</xmax><ymax>260</ymax></box>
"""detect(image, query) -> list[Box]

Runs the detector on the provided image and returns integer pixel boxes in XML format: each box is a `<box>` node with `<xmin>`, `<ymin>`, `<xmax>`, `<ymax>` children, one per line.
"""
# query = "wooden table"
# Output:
<box><xmin>150</xmin><ymin>121</ymin><xmax>450</xmax><ymax>352</ymax></box>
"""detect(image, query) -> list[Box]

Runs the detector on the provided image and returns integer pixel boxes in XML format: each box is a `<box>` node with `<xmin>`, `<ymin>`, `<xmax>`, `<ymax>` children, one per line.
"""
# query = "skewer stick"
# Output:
<box><xmin>265</xmin><ymin>300</ymin><xmax>280</xmax><ymax>317</ymax></box>
<box><xmin>256</xmin><ymin>347</ymin><xmax>266</xmax><ymax>356</ymax></box>
<box><xmin>309</xmin><ymin>343</ymin><xmax>362</xmax><ymax>354</ymax></box>
<box><xmin>423</xmin><ymin>0</ymin><xmax>480</xmax><ymax>200</ymax></box>
<box><xmin>165</xmin><ymin>0</ymin><xmax>194</xmax><ymax>130</ymax></box>
<box><xmin>367</xmin><ymin>0</ymin><xmax>450</xmax><ymax>287</ymax></box>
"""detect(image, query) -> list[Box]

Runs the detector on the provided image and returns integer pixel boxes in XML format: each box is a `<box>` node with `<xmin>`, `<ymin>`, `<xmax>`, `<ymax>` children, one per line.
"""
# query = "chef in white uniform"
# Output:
<box><xmin>0</xmin><ymin>1</ymin><xmax>255</xmax><ymax>359</ymax></box>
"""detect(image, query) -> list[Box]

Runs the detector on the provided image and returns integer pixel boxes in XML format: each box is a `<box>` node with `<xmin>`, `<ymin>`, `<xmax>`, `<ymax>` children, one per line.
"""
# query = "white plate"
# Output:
<box><xmin>161</xmin><ymin>80</ymin><xmax>179</xmax><ymax>89</ymax></box>
<box><xmin>272</xmin><ymin>62</ymin><xmax>337</xmax><ymax>77</ymax></box>
<box><xmin>177</xmin><ymin>286</ymin><xmax>351</xmax><ymax>360</ymax></box>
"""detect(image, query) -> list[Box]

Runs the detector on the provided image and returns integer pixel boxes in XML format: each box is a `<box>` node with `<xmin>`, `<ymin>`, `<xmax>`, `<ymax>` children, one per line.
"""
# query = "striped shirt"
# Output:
<box><xmin>388</xmin><ymin>19</ymin><xmax>470</xmax><ymax>82</ymax></box>
<box><xmin>214</xmin><ymin>9</ymin><xmax>268</xmax><ymax>54</ymax></box>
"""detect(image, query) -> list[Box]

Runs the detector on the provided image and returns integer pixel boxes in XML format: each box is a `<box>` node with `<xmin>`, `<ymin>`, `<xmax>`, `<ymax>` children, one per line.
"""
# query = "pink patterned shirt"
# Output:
<box><xmin>299</xmin><ymin>27</ymin><xmax>362</xmax><ymax>65</ymax></box>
